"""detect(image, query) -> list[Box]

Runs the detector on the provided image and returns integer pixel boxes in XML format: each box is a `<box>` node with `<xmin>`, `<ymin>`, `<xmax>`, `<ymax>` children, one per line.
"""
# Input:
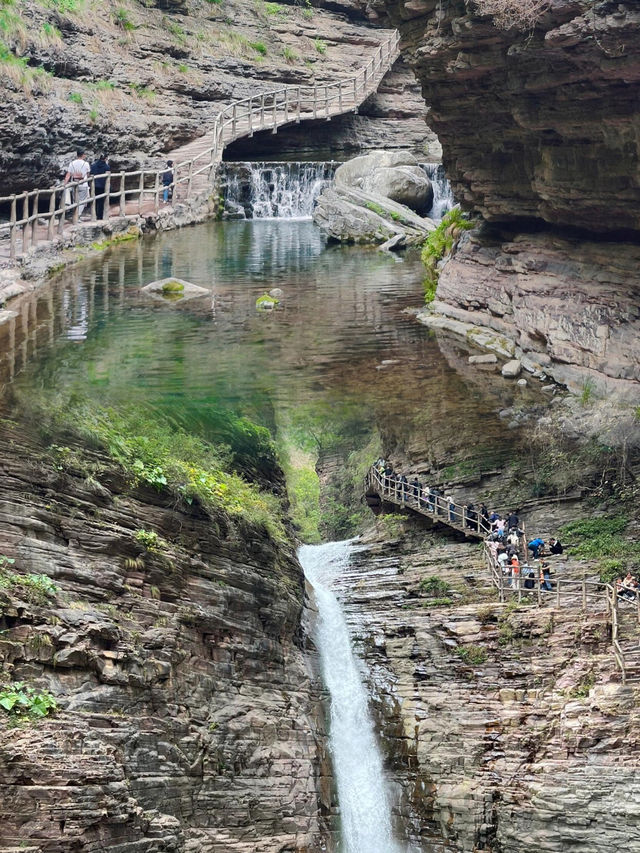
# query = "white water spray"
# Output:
<box><xmin>300</xmin><ymin>541</ymin><xmax>401</xmax><ymax>853</ymax></box>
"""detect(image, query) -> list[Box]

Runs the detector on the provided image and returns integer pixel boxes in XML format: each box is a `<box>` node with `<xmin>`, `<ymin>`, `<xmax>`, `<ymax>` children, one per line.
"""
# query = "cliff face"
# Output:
<box><xmin>377</xmin><ymin>0</ymin><xmax>640</xmax><ymax>397</ymax></box>
<box><xmin>0</xmin><ymin>414</ymin><xmax>331</xmax><ymax>851</ymax></box>
<box><xmin>336</xmin><ymin>526</ymin><xmax>640</xmax><ymax>852</ymax></box>
<box><xmin>379</xmin><ymin>0</ymin><xmax>640</xmax><ymax>234</ymax></box>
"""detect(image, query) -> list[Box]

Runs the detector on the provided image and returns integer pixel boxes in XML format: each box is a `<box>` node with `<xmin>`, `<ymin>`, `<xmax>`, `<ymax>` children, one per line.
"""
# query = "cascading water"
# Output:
<box><xmin>300</xmin><ymin>541</ymin><xmax>401</xmax><ymax>853</ymax></box>
<box><xmin>422</xmin><ymin>163</ymin><xmax>455</xmax><ymax>220</ymax></box>
<box><xmin>220</xmin><ymin>161</ymin><xmax>336</xmax><ymax>220</ymax></box>
<box><xmin>220</xmin><ymin>159</ymin><xmax>455</xmax><ymax>223</ymax></box>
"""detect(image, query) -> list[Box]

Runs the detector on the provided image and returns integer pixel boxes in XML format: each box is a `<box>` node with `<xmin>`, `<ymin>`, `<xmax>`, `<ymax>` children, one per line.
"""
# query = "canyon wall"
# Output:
<box><xmin>0</xmin><ymin>414</ymin><xmax>333</xmax><ymax>851</ymax></box>
<box><xmin>0</xmin><ymin>0</ymin><xmax>430</xmax><ymax>195</ymax></box>
<box><xmin>379</xmin><ymin>0</ymin><xmax>640</xmax><ymax>398</ymax></box>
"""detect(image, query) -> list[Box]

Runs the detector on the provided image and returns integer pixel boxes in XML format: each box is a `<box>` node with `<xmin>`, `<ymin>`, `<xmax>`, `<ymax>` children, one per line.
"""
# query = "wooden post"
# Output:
<box><xmin>47</xmin><ymin>190</ymin><xmax>56</xmax><ymax>241</ymax></box>
<box><xmin>325</xmin><ymin>85</ymin><xmax>329</xmax><ymax>119</ymax></box>
<box><xmin>119</xmin><ymin>172</ymin><xmax>126</xmax><ymax>214</ymax></box>
<box><xmin>339</xmin><ymin>80</ymin><xmax>343</xmax><ymax>111</ymax></box>
<box><xmin>313</xmin><ymin>87</ymin><xmax>317</xmax><ymax>120</ymax></box>
<box><xmin>31</xmin><ymin>190</ymin><xmax>39</xmax><ymax>246</ymax></box>
<box><xmin>462</xmin><ymin>505</ymin><xmax>466</xmax><ymax>530</ymax></box>
<box><xmin>283</xmin><ymin>91</ymin><xmax>289</xmax><ymax>124</ymax></box>
<box><xmin>104</xmin><ymin>174</ymin><xmax>111</xmax><ymax>219</ymax></box>
<box><xmin>260</xmin><ymin>93</ymin><xmax>265</xmax><ymax>128</ymax></box>
<box><xmin>72</xmin><ymin>183</ymin><xmax>79</xmax><ymax>225</ymax></box>
<box><xmin>232</xmin><ymin>103</ymin><xmax>237</xmax><ymax>136</ymax></box>
<box><xmin>187</xmin><ymin>160</ymin><xmax>193</xmax><ymax>199</ymax></box>
<box><xmin>248</xmin><ymin>103</ymin><xmax>253</xmax><ymax>137</ymax></box>
<box><xmin>272</xmin><ymin>94</ymin><xmax>278</xmax><ymax>133</ymax></box>
<box><xmin>154</xmin><ymin>171</ymin><xmax>160</xmax><ymax>211</ymax></box>
<box><xmin>296</xmin><ymin>87</ymin><xmax>301</xmax><ymax>123</ymax></box>
<box><xmin>9</xmin><ymin>196</ymin><xmax>17</xmax><ymax>259</ymax></box>
<box><xmin>537</xmin><ymin>572</ymin><xmax>542</xmax><ymax>606</ymax></box>
<box><xmin>556</xmin><ymin>578</ymin><xmax>561</xmax><ymax>609</ymax></box>
<box><xmin>58</xmin><ymin>187</ymin><xmax>66</xmax><ymax>235</ymax></box>
<box><xmin>499</xmin><ymin>563</ymin><xmax>504</xmax><ymax>603</ymax></box>
<box><xmin>22</xmin><ymin>193</ymin><xmax>30</xmax><ymax>251</ymax></box>
<box><xmin>138</xmin><ymin>171</ymin><xmax>144</xmax><ymax>213</ymax></box>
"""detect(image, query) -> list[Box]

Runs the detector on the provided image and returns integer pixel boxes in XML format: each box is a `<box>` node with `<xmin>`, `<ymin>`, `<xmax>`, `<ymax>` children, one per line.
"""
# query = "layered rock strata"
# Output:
<box><xmin>335</xmin><ymin>524</ymin><xmax>640</xmax><ymax>851</ymax></box>
<box><xmin>0</xmin><ymin>416</ymin><xmax>332</xmax><ymax>851</ymax></box>
<box><xmin>379</xmin><ymin>0</ymin><xmax>640</xmax><ymax>398</ymax></box>
<box><xmin>0</xmin><ymin>0</ymin><xmax>433</xmax><ymax>194</ymax></box>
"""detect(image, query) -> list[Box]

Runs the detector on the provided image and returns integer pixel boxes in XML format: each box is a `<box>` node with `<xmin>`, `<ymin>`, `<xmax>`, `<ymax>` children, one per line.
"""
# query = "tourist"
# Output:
<box><xmin>510</xmin><ymin>554</ymin><xmax>520</xmax><ymax>587</ymax></box>
<box><xmin>549</xmin><ymin>538</ymin><xmax>563</xmax><ymax>555</ymax></box>
<box><xmin>428</xmin><ymin>487</ymin><xmax>436</xmax><ymax>513</ymax></box>
<box><xmin>524</xmin><ymin>566</ymin><xmax>536</xmax><ymax>589</ymax></box>
<box><xmin>399</xmin><ymin>474</ymin><xmax>409</xmax><ymax>501</ymax></box>
<box><xmin>64</xmin><ymin>148</ymin><xmax>91</xmax><ymax>216</ymax></box>
<box><xmin>540</xmin><ymin>561</ymin><xmax>552</xmax><ymax>591</ymax></box>
<box><xmin>481</xmin><ymin>503</ymin><xmax>489</xmax><ymax>523</ymax></box>
<box><xmin>162</xmin><ymin>160</ymin><xmax>174</xmax><ymax>203</ymax></box>
<box><xmin>411</xmin><ymin>477</ymin><xmax>420</xmax><ymax>501</ymax></box>
<box><xmin>446</xmin><ymin>494</ymin><xmax>456</xmax><ymax>522</ymax></box>
<box><xmin>507</xmin><ymin>530</ymin><xmax>519</xmax><ymax>549</ymax></box>
<box><xmin>466</xmin><ymin>502</ymin><xmax>477</xmax><ymax>529</ymax></box>
<box><xmin>489</xmin><ymin>510</ymin><xmax>500</xmax><ymax>523</ymax></box>
<box><xmin>497</xmin><ymin>548</ymin><xmax>509</xmax><ymax>574</ymax></box>
<box><xmin>90</xmin><ymin>153</ymin><xmax>110</xmax><ymax>220</ymax></box>
<box><xmin>622</xmin><ymin>572</ymin><xmax>638</xmax><ymax>600</ymax></box>
<box><xmin>507</xmin><ymin>510</ymin><xmax>519</xmax><ymax>531</ymax></box>
<box><xmin>528</xmin><ymin>537</ymin><xmax>545</xmax><ymax>559</ymax></box>
<box><xmin>384</xmin><ymin>463</ymin><xmax>393</xmax><ymax>491</ymax></box>
<box><xmin>493</xmin><ymin>516</ymin><xmax>505</xmax><ymax>536</ymax></box>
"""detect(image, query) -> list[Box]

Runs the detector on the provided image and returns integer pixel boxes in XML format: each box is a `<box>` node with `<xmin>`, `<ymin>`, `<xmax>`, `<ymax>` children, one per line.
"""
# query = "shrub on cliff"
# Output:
<box><xmin>472</xmin><ymin>0</ymin><xmax>550</xmax><ymax>30</ymax></box>
<box><xmin>421</xmin><ymin>207</ymin><xmax>475</xmax><ymax>303</ymax></box>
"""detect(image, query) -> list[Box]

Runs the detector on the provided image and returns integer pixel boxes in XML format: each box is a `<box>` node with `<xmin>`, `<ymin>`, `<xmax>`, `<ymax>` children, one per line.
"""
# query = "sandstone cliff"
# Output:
<box><xmin>0</xmin><ymin>412</ymin><xmax>332</xmax><ymax>851</ymax></box>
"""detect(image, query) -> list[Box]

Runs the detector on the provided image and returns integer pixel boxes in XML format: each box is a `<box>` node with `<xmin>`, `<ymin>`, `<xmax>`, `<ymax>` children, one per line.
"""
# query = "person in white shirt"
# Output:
<box><xmin>64</xmin><ymin>149</ymin><xmax>91</xmax><ymax>216</ymax></box>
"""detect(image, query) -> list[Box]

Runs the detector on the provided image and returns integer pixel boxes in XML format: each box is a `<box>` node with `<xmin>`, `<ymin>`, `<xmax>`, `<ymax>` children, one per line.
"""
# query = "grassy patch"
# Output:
<box><xmin>419</xmin><ymin>575</ymin><xmax>450</xmax><ymax>597</ymax></box>
<box><xmin>560</xmin><ymin>516</ymin><xmax>640</xmax><ymax>582</ymax></box>
<box><xmin>250</xmin><ymin>40</ymin><xmax>267</xmax><ymax>55</ymax></box>
<box><xmin>90</xmin><ymin>230</ymin><xmax>140</xmax><ymax>251</ymax></box>
<box><xmin>0</xmin><ymin>557</ymin><xmax>58</xmax><ymax>604</ymax></box>
<box><xmin>314</xmin><ymin>38</ymin><xmax>326</xmax><ymax>54</ymax></box>
<box><xmin>281</xmin><ymin>46</ymin><xmax>298</xmax><ymax>63</ymax></box>
<box><xmin>421</xmin><ymin>208</ymin><xmax>475</xmax><ymax>303</ymax></box>
<box><xmin>0</xmin><ymin>682</ymin><xmax>57</xmax><ymax>721</ymax></box>
<box><xmin>455</xmin><ymin>645</ymin><xmax>487</xmax><ymax>665</ymax></box>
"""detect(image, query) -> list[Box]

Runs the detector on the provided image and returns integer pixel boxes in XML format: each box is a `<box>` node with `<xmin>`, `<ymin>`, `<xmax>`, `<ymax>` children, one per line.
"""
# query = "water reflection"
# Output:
<box><xmin>2</xmin><ymin>220</ymin><xmax>530</xmax><ymax>470</ymax></box>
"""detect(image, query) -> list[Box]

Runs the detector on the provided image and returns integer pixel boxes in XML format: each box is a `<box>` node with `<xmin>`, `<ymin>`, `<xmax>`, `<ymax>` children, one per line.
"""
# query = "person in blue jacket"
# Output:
<box><xmin>528</xmin><ymin>537</ymin><xmax>545</xmax><ymax>559</ymax></box>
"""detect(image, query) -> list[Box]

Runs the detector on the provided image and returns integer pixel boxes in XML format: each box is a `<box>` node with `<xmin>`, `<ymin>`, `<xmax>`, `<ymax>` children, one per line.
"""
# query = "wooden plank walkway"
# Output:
<box><xmin>365</xmin><ymin>464</ymin><xmax>640</xmax><ymax>683</ymax></box>
<box><xmin>0</xmin><ymin>30</ymin><xmax>400</xmax><ymax>266</ymax></box>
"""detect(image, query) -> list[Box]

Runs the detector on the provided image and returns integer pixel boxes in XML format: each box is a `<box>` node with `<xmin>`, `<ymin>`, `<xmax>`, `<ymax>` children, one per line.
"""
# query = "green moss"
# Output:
<box><xmin>418</xmin><ymin>575</ymin><xmax>450</xmax><ymax>597</ymax></box>
<box><xmin>90</xmin><ymin>231</ymin><xmax>139</xmax><ymax>251</ymax></box>
<box><xmin>250</xmin><ymin>41</ymin><xmax>267</xmax><ymax>55</ymax></box>
<box><xmin>256</xmin><ymin>293</ymin><xmax>279</xmax><ymax>309</ymax></box>
<box><xmin>161</xmin><ymin>280</ymin><xmax>185</xmax><ymax>294</ymax></box>
<box><xmin>421</xmin><ymin>208</ymin><xmax>475</xmax><ymax>303</ymax></box>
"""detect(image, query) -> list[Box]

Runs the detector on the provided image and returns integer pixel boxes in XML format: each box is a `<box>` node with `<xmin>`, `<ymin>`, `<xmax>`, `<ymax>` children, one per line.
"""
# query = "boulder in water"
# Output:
<box><xmin>269</xmin><ymin>288</ymin><xmax>284</xmax><ymax>299</ymax></box>
<box><xmin>335</xmin><ymin>151</ymin><xmax>433</xmax><ymax>215</ymax></box>
<box><xmin>141</xmin><ymin>277</ymin><xmax>210</xmax><ymax>303</ymax></box>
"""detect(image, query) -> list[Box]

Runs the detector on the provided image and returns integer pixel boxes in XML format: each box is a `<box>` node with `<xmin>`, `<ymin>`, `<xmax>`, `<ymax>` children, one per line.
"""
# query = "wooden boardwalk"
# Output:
<box><xmin>0</xmin><ymin>30</ymin><xmax>400</xmax><ymax>266</ymax></box>
<box><xmin>365</xmin><ymin>464</ymin><xmax>640</xmax><ymax>683</ymax></box>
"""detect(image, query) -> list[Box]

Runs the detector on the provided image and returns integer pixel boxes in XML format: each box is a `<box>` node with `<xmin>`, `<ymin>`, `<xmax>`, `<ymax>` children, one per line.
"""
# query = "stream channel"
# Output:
<box><xmin>3</xmin><ymin>210</ymin><xmax>528</xmax><ymax>851</ymax></box>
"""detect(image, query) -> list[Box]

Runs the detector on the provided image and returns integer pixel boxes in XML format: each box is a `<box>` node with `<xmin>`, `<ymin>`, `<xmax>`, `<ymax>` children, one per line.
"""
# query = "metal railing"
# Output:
<box><xmin>366</xmin><ymin>463</ymin><xmax>640</xmax><ymax>683</ymax></box>
<box><xmin>0</xmin><ymin>30</ymin><xmax>400</xmax><ymax>262</ymax></box>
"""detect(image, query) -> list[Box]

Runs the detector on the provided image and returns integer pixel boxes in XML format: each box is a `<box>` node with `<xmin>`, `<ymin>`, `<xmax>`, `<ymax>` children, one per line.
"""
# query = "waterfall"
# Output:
<box><xmin>220</xmin><ymin>161</ymin><xmax>336</xmax><ymax>220</ymax></box>
<box><xmin>300</xmin><ymin>541</ymin><xmax>401</xmax><ymax>853</ymax></box>
<box><xmin>422</xmin><ymin>163</ymin><xmax>455</xmax><ymax>221</ymax></box>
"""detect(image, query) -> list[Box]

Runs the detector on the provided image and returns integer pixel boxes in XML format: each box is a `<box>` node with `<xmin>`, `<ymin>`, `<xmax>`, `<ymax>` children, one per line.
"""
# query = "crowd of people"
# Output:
<box><xmin>372</xmin><ymin>458</ymin><xmax>565</xmax><ymax>592</ymax></box>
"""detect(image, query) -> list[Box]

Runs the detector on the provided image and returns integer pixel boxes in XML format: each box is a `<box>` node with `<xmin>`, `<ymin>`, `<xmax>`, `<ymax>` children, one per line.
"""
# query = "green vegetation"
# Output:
<box><xmin>40</xmin><ymin>21</ymin><xmax>61</xmax><ymax>40</ymax></box>
<box><xmin>580</xmin><ymin>377</ymin><xmax>595</xmax><ymax>405</ymax></box>
<box><xmin>28</xmin><ymin>395</ymin><xmax>286</xmax><ymax>542</ymax></box>
<box><xmin>569</xmin><ymin>672</ymin><xmax>595</xmax><ymax>699</ymax></box>
<box><xmin>0</xmin><ymin>682</ymin><xmax>57</xmax><ymax>721</ymax></box>
<box><xmin>418</xmin><ymin>575</ymin><xmax>450</xmax><ymax>597</ymax></box>
<box><xmin>0</xmin><ymin>557</ymin><xmax>58</xmax><ymax>604</ymax></box>
<box><xmin>264</xmin><ymin>1</ymin><xmax>283</xmax><ymax>14</ymax></box>
<box><xmin>282</xmin><ymin>453</ymin><xmax>322</xmax><ymax>543</ymax></box>
<box><xmin>281</xmin><ymin>46</ymin><xmax>298</xmax><ymax>63</ymax></box>
<box><xmin>161</xmin><ymin>280</ymin><xmax>185</xmax><ymax>294</ymax></box>
<box><xmin>164</xmin><ymin>17</ymin><xmax>186</xmax><ymax>40</ymax></box>
<box><xmin>314</xmin><ymin>38</ymin><xmax>326</xmax><ymax>54</ymax></box>
<box><xmin>421</xmin><ymin>597</ymin><xmax>453</xmax><ymax>608</ymax></box>
<box><xmin>178</xmin><ymin>63</ymin><xmax>189</xmax><ymax>73</ymax></box>
<box><xmin>68</xmin><ymin>91</ymin><xmax>82</xmax><ymax>104</ymax></box>
<box><xmin>250</xmin><ymin>41</ymin><xmax>267</xmax><ymax>55</ymax></box>
<box><xmin>559</xmin><ymin>516</ymin><xmax>640</xmax><ymax>582</ymax></box>
<box><xmin>44</xmin><ymin>0</ymin><xmax>82</xmax><ymax>13</ymax></box>
<box><xmin>114</xmin><ymin>7</ymin><xmax>136</xmax><ymax>30</ymax></box>
<box><xmin>134</xmin><ymin>529</ymin><xmax>167</xmax><ymax>553</ymax></box>
<box><xmin>129</xmin><ymin>83</ymin><xmax>155</xmax><ymax>99</ymax></box>
<box><xmin>421</xmin><ymin>208</ymin><xmax>475</xmax><ymax>303</ymax></box>
<box><xmin>90</xmin><ymin>230</ymin><xmax>139</xmax><ymax>251</ymax></box>
<box><xmin>256</xmin><ymin>292</ymin><xmax>279</xmax><ymax>309</ymax></box>
<box><xmin>455</xmin><ymin>645</ymin><xmax>487</xmax><ymax>665</ymax></box>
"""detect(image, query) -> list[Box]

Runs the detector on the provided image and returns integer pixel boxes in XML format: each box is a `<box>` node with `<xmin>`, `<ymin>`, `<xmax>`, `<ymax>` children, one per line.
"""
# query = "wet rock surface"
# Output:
<box><xmin>0</xmin><ymin>417</ymin><xmax>332</xmax><ymax>851</ymax></box>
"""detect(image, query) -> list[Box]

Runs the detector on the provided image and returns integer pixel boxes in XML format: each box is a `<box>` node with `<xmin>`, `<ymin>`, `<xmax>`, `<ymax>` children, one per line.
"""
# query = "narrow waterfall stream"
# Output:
<box><xmin>300</xmin><ymin>541</ymin><xmax>401</xmax><ymax>853</ymax></box>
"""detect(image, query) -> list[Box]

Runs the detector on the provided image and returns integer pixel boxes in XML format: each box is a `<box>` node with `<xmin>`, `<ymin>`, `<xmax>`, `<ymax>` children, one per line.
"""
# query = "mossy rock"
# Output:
<box><xmin>141</xmin><ymin>277</ymin><xmax>209</xmax><ymax>303</ymax></box>
<box><xmin>161</xmin><ymin>280</ymin><xmax>184</xmax><ymax>294</ymax></box>
<box><xmin>256</xmin><ymin>293</ymin><xmax>279</xmax><ymax>310</ymax></box>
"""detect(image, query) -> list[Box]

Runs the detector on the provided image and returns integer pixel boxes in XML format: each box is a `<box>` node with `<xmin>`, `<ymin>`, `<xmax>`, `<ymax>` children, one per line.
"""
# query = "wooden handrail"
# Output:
<box><xmin>365</xmin><ymin>461</ymin><xmax>635</xmax><ymax>682</ymax></box>
<box><xmin>0</xmin><ymin>30</ymin><xmax>400</xmax><ymax>263</ymax></box>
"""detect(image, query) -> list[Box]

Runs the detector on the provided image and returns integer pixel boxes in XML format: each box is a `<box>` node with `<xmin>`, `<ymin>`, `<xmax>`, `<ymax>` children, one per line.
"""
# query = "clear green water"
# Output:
<box><xmin>4</xmin><ymin>220</ymin><xmax>529</xmax><ymax>478</ymax></box>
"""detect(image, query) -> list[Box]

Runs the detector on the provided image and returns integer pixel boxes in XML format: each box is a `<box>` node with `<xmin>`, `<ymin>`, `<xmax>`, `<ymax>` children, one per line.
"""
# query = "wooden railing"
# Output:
<box><xmin>366</xmin><ymin>463</ymin><xmax>640</xmax><ymax>683</ymax></box>
<box><xmin>0</xmin><ymin>30</ymin><xmax>400</xmax><ymax>263</ymax></box>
